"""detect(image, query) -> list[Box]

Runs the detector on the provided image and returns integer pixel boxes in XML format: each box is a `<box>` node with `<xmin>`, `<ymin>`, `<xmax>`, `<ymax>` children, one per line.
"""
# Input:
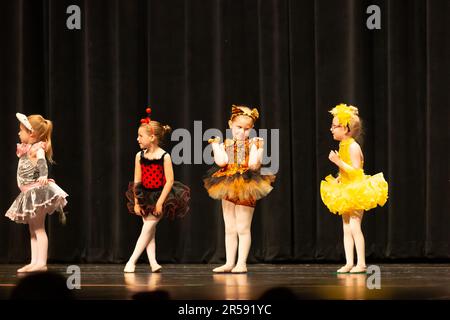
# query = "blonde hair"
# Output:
<box><xmin>140</xmin><ymin>120</ymin><xmax>172</xmax><ymax>145</ymax></box>
<box><xmin>347</xmin><ymin>109</ymin><xmax>364</xmax><ymax>144</ymax></box>
<box><xmin>28</xmin><ymin>115</ymin><xmax>54</xmax><ymax>163</ymax></box>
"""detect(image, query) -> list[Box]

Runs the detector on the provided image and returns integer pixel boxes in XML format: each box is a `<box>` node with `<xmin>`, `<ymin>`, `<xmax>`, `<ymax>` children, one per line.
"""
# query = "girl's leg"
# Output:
<box><xmin>145</xmin><ymin>216</ymin><xmax>162</xmax><ymax>272</ymax></box>
<box><xmin>231</xmin><ymin>205</ymin><xmax>255</xmax><ymax>273</ymax></box>
<box><xmin>349</xmin><ymin>211</ymin><xmax>366</xmax><ymax>273</ymax></box>
<box><xmin>28</xmin><ymin>210</ymin><xmax>48</xmax><ymax>272</ymax></box>
<box><xmin>213</xmin><ymin>200</ymin><xmax>237</xmax><ymax>272</ymax></box>
<box><xmin>17</xmin><ymin>223</ymin><xmax>38</xmax><ymax>273</ymax></box>
<box><xmin>337</xmin><ymin>214</ymin><xmax>354</xmax><ymax>273</ymax></box>
<box><xmin>124</xmin><ymin>216</ymin><xmax>160</xmax><ymax>273</ymax></box>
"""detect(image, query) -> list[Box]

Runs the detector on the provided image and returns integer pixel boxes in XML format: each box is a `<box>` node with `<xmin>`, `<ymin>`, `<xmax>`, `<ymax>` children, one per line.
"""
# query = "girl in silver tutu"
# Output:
<box><xmin>5</xmin><ymin>113</ymin><xmax>68</xmax><ymax>273</ymax></box>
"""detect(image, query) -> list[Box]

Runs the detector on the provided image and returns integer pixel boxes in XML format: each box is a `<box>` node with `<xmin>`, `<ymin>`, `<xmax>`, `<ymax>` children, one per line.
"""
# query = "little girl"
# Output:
<box><xmin>124</xmin><ymin>108</ymin><xmax>190</xmax><ymax>273</ymax></box>
<box><xmin>204</xmin><ymin>105</ymin><xmax>275</xmax><ymax>273</ymax></box>
<box><xmin>320</xmin><ymin>103</ymin><xmax>388</xmax><ymax>274</ymax></box>
<box><xmin>6</xmin><ymin>113</ymin><xmax>68</xmax><ymax>273</ymax></box>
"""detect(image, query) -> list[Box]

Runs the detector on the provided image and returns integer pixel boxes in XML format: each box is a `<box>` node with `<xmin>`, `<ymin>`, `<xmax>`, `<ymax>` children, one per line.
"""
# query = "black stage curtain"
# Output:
<box><xmin>0</xmin><ymin>0</ymin><xmax>448</xmax><ymax>264</ymax></box>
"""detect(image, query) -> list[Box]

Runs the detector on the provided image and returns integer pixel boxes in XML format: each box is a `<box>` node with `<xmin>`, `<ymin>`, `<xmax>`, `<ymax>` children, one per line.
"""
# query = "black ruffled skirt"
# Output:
<box><xmin>126</xmin><ymin>181</ymin><xmax>190</xmax><ymax>219</ymax></box>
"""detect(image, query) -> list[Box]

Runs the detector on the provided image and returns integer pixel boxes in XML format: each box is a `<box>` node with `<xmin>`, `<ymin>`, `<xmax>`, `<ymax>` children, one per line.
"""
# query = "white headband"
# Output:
<box><xmin>16</xmin><ymin>113</ymin><xmax>33</xmax><ymax>132</ymax></box>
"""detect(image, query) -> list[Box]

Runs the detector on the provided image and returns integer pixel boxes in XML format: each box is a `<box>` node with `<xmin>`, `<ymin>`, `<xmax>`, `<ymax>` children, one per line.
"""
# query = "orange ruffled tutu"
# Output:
<box><xmin>204</xmin><ymin>165</ymin><xmax>275</xmax><ymax>207</ymax></box>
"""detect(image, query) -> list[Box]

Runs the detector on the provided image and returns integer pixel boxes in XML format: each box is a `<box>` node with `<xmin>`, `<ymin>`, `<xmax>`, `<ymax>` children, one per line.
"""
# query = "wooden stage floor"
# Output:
<box><xmin>1</xmin><ymin>263</ymin><xmax>450</xmax><ymax>300</ymax></box>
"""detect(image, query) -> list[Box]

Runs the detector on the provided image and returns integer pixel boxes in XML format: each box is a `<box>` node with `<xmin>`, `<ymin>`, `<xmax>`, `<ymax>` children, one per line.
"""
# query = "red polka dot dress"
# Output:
<box><xmin>126</xmin><ymin>151</ymin><xmax>190</xmax><ymax>219</ymax></box>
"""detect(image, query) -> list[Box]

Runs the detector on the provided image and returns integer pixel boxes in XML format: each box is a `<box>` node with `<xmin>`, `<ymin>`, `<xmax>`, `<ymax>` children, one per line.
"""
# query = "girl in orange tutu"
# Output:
<box><xmin>320</xmin><ymin>103</ymin><xmax>388</xmax><ymax>274</ymax></box>
<box><xmin>204</xmin><ymin>105</ymin><xmax>275</xmax><ymax>273</ymax></box>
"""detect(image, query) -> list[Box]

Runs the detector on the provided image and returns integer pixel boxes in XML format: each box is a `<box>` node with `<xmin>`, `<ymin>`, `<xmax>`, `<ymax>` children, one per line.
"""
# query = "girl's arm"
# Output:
<box><xmin>349</xmin><ymin>143</ymin><xmax>363</xmax><ymax>169</ymax></box>
<box><xmin>134</xmin><ymin>152</ymin><xmax>142</xmax><ymax>183</ymax></box>
<box><xmin>133</xmin><ymin>152</ymin><xmax>144</xmax><ymax>215</ymax></box>
<box><xmin>154</xmin><ymin>153</ymin><xmax>175</xmax><ymax>216</ymax></box>
<box><xmin>209</xmin><ymin>137</ymin><xmax>228</xmax><ymax>167</ymax></box>
<box><xmin>248</xmin><ymin>137</ymin><xmax>264</xmax><ymax>171</ymax></box>
<box><xmin>329</xmin><ymin>143</ymin><xmax>362</xmax><ymax>172</ymax></box>
<box><xmin>36</xmin><ymin>148</ymin><xmax>49</xmax><ymax>185</ymax></box>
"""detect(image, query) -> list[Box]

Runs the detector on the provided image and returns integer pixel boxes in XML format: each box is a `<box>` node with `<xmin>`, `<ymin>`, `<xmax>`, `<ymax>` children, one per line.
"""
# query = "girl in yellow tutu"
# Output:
<box><xmin>204</xmin><ymin>105</ymin><xmax>275</xmax><ymax>273</ymax></box>
<box><xmin>320</xmin><ymin>103</ymin><xmax>388</xmax><ymax>274</ymax></box>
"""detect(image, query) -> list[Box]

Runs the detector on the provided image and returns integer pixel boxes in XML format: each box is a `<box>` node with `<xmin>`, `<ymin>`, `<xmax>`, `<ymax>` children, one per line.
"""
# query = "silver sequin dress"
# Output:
<box><xmin>5</xmin><ymin>143</ymin><xmax>68</xmax><ymax>224</ymax></box>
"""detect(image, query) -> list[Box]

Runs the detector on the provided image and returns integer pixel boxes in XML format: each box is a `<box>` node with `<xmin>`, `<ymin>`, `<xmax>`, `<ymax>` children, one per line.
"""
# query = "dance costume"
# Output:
<box><xmin>320</xmin><ymin>137</ymin><xmax>388</xmax><ymax>214</ymax></box>
<box><xmin>126</xmin><ymin>151</ymin><xmax>190</xmax><ymax>219</ymax></box>
<box><xmin>5</xmin><ymin>142</ymin><xmax>68</xmax><ymax>223</ymax></box>
<box><xmin>203</xmin><ymin>138</ymin><xmax>275</xmax><ymax>207</ymax></box>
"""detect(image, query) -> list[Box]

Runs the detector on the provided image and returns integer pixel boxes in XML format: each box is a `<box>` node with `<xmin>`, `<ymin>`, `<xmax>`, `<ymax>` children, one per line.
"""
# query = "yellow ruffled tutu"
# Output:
<box><xmin>320</xmin><ymin>138</ymin><xmax>388</xmax><ymax>215</ymax></box>
<box><xmin>320</xmin><ymin>171</ymin><xmax>388</xmax><ymax>214</ymax></box>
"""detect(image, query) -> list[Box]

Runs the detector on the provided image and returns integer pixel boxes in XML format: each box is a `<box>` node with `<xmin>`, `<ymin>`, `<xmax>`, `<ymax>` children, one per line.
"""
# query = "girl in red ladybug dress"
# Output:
<box><xmin>124</xmin><ymin>108</ymin><xmax>190</xmax><ymax>273</ymax></box>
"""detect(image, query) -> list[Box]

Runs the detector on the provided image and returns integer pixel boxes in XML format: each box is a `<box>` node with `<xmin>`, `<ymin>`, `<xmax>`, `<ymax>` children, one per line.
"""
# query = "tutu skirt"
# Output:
<box><xmin>203</xmin><ymin>165</ymin><xmax>275</xmax><ymax>207</ymax></box>
<box><xmin>5</xmin><ymin>182</ymin><xmax>68</xmax><ymax>224</ymax></box>
<box><xmin>320</xmin><ymin>172</ymin><xmax>388</xmax><ymax>215</ymax></box>
<box><xmin>126</xmin><ymin>181</ymin><xmax>190</xmax><ymax>219</ymax></box>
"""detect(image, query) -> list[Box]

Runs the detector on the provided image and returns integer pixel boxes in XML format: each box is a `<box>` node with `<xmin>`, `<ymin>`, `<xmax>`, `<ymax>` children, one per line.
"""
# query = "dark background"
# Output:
<box><xmin>0</xmin><ymin>0</ymin><xmax>448</xmax><ymax>264</ymax></box>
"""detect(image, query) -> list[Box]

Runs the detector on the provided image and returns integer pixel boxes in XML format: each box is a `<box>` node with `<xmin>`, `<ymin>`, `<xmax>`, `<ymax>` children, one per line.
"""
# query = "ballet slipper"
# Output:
<box><xmin>28</xmin><ymin>264</ymin><xmax>48</xmax><ymax>272</ymax></box>
<box><xmin>349</xmin><ymin>265</ymin><xmax>367</xmax><ymax>274</ymax></box>
<box><xmin>124</xmin><ymin>262</ymin><xmax>136</xmax><ymax>273</ymax></box>
<box><xmin>151</xmin><ymin>264</ymin><xmax>162</xmax><ymax>273</ymax></box>
<box><xmin>17</xmin><ymin>264</ymin><xmax>36</xmax><ymax>273</ymax></box>
<box><xmin>231</xmin><ymin>265</ymin><xmax>247</xmax><ymax>274</ymax></box>
<box><xmin>212</xmin><ymin>264</ymin><xmax>234</xmax><ymax>273</ymax></box>
<box><xmin>336</xmin><ymin>264</ymin><xmax>354</xmax><ymax>273</ymax></box>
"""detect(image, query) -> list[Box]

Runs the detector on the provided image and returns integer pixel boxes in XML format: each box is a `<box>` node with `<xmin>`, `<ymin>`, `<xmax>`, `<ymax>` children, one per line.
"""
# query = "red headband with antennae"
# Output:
<box><xmin>140</xmin><ymin>107</ymin><xmax>154</xmax><ymax>135</ymax></box>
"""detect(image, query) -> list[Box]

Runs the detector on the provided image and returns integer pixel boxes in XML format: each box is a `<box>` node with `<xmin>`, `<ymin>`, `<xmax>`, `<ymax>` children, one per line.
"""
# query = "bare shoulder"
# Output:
<box><xmin>135</xmin><ymin>151</ymin><xmax>142</xmax><ymax>159</ymax></box>
<box><xmin>349</xmin><ymin>141</ymin><xmax>361</xmax><ymax>151</ymax></box>
<box><xmin>349</xmin><ymin>141</ymin><xmax>363</xmax><ymax>156</ymax></box>
<box><xmin>160</xmin><ymin>149</ymin><xmax>171</xmax><ymax>160</ymax></box>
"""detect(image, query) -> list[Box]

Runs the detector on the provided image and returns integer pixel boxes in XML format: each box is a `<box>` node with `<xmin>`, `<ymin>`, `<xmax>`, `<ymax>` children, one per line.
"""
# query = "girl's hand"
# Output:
<box><xmin>134</xmin><ymin>204</ymin><xmax>144</xmax><ymax>216</ymax></box>
<box><xmin>37</xmin><ymin>176</ymin><xmax>48</xmax><ymax>185</ymax></box>
<box><xmin>251</xmin><ymin>137</ymin><xmax>264</xmax><ymax>149</ymax></box>
<box><xmin>208</xmin><ymin>136</ymin><xmax>220</xmax><ymax>144</ymax></box>
<box><xmin>153</xmin><ymin>201</ymin><xmax>163</xmax><ymax>217</ymax></box>
<box><xmin>328</xmin><ymin>150</ymin><xmax>341</xmax><ymax>166</ymax></box>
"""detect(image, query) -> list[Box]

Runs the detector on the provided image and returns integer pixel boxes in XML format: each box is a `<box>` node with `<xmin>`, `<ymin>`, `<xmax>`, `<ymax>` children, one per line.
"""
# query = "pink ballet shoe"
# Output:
<box><xmin>231</xmin><ymin>265</ymin><xmax>247</xmax><ymax>274</ymax></box>
<box><xmin>17</xmin><ymin>264</ymin><xmax>35</xmax><ymax>273</ymax></box>
<box><xmin>349</xmin><ymin>265</ymin><xmax>367</xmax><ymax>274</ymax></box>
<box><xmin>151</xmin><ymin>264</ymin><xmax>162</xmax><ymax>273</ymax></box>
<box><xmin>212</xmin><ymin>265</ymin><xmax>234</xmax><ymax>273</ymax></box>
<box><xmin>27</xmin><ymin>264</ymin><xmax>48</xmax><ymax>272</ymax></box>
<box><xmin>336</xmin><ymin>264</ymin><xmax>354</xmax><ymax>274</ymax></box>
<box><xmin>124</xmin><ymin>262</ymin><xmax>136</xmax><ymax>273</ymax></box>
